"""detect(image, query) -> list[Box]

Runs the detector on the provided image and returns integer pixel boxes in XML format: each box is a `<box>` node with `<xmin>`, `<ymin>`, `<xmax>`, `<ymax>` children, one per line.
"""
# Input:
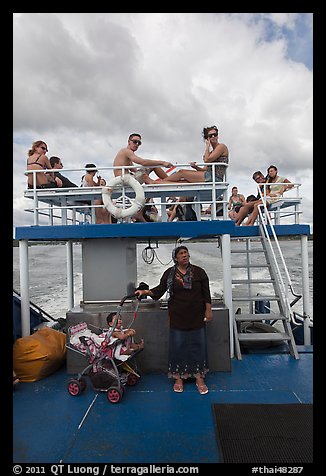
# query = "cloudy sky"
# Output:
<box><xmin>13</xmin><ymin>13</ymin><xmax>313</xmax><ymax>229</ymax></box>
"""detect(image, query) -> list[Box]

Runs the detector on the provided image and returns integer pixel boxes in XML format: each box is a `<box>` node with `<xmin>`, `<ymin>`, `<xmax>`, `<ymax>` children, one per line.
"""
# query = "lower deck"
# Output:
<box><xmin>13</xmin><ymin>347</ymin><xmax>313</xmax><ymax>464</ymax></box>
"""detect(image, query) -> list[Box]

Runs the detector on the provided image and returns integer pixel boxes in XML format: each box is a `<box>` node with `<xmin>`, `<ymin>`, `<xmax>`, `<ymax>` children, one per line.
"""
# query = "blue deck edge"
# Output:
<box><xmin>15</xmin><ymin>221</ymin><xmax>310</xmax><ymax>241</ymax></box>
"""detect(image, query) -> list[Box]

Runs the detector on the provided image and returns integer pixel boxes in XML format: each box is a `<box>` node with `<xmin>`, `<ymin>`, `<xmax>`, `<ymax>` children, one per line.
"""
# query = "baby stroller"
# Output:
<box><xmin>66</xmin><ymin>294</ymin><xmax>142</xmax><ymax>403</ymax></box>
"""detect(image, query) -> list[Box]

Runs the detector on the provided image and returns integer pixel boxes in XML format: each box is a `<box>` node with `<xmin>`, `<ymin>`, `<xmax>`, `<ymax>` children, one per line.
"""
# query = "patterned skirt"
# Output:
<box><xmin>168</xmin><ymin>326</ymin><xmax>209</xmax><ymax>379</ymax></box>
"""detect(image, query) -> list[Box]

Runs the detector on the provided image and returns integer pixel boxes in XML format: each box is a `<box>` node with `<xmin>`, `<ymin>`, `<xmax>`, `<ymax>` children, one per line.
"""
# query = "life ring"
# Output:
<box><xmin>102</xmin><ymin>174</ymin><xmax>146</xmax><ymax>219</ymax></box>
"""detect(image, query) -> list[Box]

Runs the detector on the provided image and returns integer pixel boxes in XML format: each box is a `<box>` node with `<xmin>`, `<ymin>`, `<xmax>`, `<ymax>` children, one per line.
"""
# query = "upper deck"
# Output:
<box><xmin>16</xmin><ymin>163</ymin><xmax>309</xmax><ymax>240</ymax></box>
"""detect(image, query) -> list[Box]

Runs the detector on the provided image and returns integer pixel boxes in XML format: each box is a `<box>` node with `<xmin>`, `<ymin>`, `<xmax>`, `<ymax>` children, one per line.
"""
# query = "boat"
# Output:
<box><xmin>12</xmin><ymin>163</ymin><xmax>313</xmax><ymax>466</ymax></box>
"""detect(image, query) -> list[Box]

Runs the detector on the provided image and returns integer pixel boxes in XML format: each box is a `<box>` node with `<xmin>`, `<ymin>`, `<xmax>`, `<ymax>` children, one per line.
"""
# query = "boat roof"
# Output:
<box><xmin>15</xmin><ymin>221</ymin><xmax>310</xmax><ymax>241</ymax></box>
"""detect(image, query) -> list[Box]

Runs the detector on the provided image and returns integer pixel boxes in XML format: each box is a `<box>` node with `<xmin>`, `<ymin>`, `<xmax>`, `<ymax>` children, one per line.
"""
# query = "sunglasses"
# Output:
<box><xmin>131</xmin><ymin>140</ymin><xmax>142</xmax><ymax>146</ymax></box>
<box><xmin>207</xmin><ymin>133</ymin><xmax>218</xmax><ymax>138</ymax></box>
<box><xmin>40</xmin><ymin>146</ymin><xmax>48</xmax><ymax>152</ymax></box>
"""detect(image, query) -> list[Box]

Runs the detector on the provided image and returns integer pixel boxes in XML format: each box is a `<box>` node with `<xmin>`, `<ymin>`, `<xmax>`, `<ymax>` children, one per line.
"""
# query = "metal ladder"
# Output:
<box><xmin>231</xmin><ymin>200</ymin><xmax>301</xmax><ymax>360</ymax></box>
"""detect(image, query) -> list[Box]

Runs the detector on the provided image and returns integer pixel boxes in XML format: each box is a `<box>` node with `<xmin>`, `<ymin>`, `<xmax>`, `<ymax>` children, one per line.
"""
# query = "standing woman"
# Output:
<box><xmin>135</xmin><ymin>245</ymin><xmax>213</xmax><ymax>394</ymax></box>
<box><xmin>26</xmin><ymin>140</ymin><xmax>62</xmax><ymax>189</ymax></box>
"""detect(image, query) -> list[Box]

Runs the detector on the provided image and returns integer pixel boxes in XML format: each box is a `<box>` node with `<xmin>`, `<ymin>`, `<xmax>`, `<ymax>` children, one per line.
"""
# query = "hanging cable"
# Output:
<box><xmin>141</xmin><ymin>240</ymin><xmax>175</xmax><ymax>266</ymax></box>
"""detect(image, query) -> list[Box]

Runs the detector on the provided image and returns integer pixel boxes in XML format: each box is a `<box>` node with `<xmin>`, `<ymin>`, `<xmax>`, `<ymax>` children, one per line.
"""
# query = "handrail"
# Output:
<box><xmin>23</xmin><ymin>162</ymin><xmax>229</xmax><ymax>225</ymax></box>
<box><xmin>256</xmin><ymin>184</ymin><xmax>302</xmax><ymax>317</ymax></box>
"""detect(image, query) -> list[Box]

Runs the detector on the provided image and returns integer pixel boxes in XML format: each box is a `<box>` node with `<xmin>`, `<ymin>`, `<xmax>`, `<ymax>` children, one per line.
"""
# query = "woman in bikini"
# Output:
<box><xmin>228</xmin><ymin>186</ymin><xmax>246</xmax><ymax>219</ymax></box>
<box><xmin>26</xmin><ymin>140</ymin><xmax>62</xmax><ymax>189</ymax></box>
<box><xmin>157</xmin><ymin>125</ymin><xmax>229</xmax><ymax>183</ymax></box>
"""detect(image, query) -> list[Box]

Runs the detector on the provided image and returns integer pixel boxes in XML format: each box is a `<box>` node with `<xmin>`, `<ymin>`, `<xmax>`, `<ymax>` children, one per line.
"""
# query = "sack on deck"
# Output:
<box><xmin>13</xmin><ymin>327</ymin><xmax>66</xmax><ymax>382</ymax></box>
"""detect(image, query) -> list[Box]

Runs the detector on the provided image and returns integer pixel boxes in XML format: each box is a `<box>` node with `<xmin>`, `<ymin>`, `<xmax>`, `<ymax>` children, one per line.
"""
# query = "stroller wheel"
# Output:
<box><xmin>127</xmin><ymin>373</ymin><xmax>140</xmax><ymax>386</ymax></box>
<box><xmin>67</xmin><ymin>379</ymin><xmax>84</xmax><ymax>396</ymax></box>
<box><xmin>107</xmin><ymin>386</ymin><xmax>123</xmax><ymax>404</ymax></box>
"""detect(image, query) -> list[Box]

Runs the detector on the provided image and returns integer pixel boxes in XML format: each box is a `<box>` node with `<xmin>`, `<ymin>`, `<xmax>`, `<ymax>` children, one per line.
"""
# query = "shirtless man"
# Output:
<box><xmin>113</xmin><ymin>133</ymin><xmax>173</xmax><ymax>184</ymax></box>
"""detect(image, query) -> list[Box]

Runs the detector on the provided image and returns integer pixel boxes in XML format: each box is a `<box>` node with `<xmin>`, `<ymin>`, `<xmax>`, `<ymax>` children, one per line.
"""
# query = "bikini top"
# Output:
<box><xmin>230</xmin><ymin>195</ymin><xmax>243</xmax><ymax>208</ymax></box>
<box><xmin>27</xmin><ymin>154</ymin><xmax>46</xmax><ymax>169</ymax></box>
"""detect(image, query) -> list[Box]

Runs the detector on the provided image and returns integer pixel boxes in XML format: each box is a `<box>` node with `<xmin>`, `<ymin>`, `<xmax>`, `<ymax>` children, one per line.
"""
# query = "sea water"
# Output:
<box><xmin>13</xmin><ymin>240</ymin><xmax>313</xmax><ymax>320</ymax></box>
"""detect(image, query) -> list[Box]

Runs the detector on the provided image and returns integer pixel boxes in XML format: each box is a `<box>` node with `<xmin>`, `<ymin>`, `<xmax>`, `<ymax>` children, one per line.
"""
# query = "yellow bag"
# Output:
<box><xmin>13</xmin><ymin>327</ymin><xmax>66</xmax><ymax>382</ymax></box>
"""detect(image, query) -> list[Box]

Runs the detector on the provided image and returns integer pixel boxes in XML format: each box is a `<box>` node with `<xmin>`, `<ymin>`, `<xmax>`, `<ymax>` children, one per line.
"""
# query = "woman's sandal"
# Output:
<box><xmin>196</xmin><ymin>383</ymin><xmax>209</xmax><ymax>395</ymax></box>
<box><xmin>173</xmin><ymin>381</ymin><xmax>184</xmax><ymax>393</ymax></box>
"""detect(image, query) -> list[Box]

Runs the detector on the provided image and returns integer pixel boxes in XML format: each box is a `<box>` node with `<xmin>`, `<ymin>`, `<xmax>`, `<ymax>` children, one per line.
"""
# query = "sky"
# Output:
<box><xmin>13</xmin><ymin>13</ymin><xmax>313</xmax><ymax>229</ymax></box>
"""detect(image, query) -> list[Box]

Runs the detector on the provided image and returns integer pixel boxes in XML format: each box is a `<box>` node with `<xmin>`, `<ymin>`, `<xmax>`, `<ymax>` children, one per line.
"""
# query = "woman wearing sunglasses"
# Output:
<box><xmin>26</xmin><ymin>140</ymin><xmax>62</xmax><ymax>189</ymax></box>
<box><xmin>157</xmin><ymin>125</ymin><xmax>229</xmax><ymax>184</ymax></box>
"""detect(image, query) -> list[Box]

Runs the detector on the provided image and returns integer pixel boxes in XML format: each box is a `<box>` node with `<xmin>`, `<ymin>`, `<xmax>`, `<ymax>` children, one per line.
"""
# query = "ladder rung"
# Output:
<box><xmin>235</xmin><ymin>313</ymin><xmax>286</xmax><ymax>321</ymax></box>
<box><xmin>231</xmin><ymin>249</ymin><xmax>264</xmax><ymax>253</ymax></box>
<box><xmin>231</xmin><ymin>264</ymin><xmax>270</xmax><ymax>268</ymax></box>
<box><xmin>233</xmin><ymin>296</ymin><xmax>280</xmax><ymax>301</ymax></box>
<box><xmin>238</xmin><ymin>332</ymin><xmax>290</xmax><ymax>341</ymax></box>
<box><xmin>232</xmin><ymin>279</ymin><xmax>274</xmax><ymax>284</ymax></box>
<box><xmin>231</xmin><ymin>237</ymin><xmax>262</xmax><ymax>241</ymax></box>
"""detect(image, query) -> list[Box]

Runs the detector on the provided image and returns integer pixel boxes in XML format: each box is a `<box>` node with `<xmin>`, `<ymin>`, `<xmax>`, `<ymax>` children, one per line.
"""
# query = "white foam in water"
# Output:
<box><xmin>13</xmin><ymin>240</ymin><xmax>313</xmax><ymax>320</ymax></box>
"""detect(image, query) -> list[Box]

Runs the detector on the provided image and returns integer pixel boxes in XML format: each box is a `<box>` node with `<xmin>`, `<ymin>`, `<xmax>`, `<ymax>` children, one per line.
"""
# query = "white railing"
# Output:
<box><xmin>23</xmin><ymin>166</ymin><xmax>304</xmax><ymax>227</ymax></box>
<box><xmin>24</xmin><ymin>163</ymin><xmax>229</xmax><ymax>226</ymax></box>
<box><xmin>257</xmin><ymin>182</ymin><xmax>302</xmax><ymax>225</ymax></box>
<box><xmin>256</xmin><ymin>185</ymin><xmax>303</xmax><ymax>320</ymax></box>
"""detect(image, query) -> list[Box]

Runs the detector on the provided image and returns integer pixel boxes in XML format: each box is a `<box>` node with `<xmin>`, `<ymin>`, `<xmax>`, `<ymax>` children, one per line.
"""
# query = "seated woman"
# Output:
<box><xmin>235</xmin><ymin>172</ymin><xmax>269</xmax><ymax>226</ymax></box>
<box><xmin>242</xmin><ymin>167</ymin><xmax>293</xmax><ymax>226</ymax></box>
<box><xmin>157</xmin><ymin>125</ymin><xmax>229</xmax><ymax>184</ymax></box>
<box><xmin>26</xmin><ymin>140</ymin><xmax>62</xmax><ymax>189</ymax></box>
<box><xmin>266</xmin><ymin>165</ymin><xmax>293</xmax><ymax>196</ymax></box>
<box><xmin>81</xmin><ymin>163</ymin><xmax>112</xmax><ymax>224</ymax></box>
<box><xmin>228</xmin><ymin>186</ymin><xmax>246</xmax><ymax>219</ymax></box>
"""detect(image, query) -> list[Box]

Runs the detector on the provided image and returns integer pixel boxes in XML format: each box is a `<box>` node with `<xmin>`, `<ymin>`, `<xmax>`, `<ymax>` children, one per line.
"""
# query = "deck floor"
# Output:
<box><xmin>13</xmin><ymin>347</ymin><xmax>313</xmax><ymax>464</ymax></box>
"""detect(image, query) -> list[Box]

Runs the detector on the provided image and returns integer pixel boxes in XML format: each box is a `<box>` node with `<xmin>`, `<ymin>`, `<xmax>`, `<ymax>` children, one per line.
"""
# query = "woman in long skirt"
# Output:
<box><xmin>135</xmin><ymin>245</ymin><xmax>213</xmax><ymax>394</ymax></box>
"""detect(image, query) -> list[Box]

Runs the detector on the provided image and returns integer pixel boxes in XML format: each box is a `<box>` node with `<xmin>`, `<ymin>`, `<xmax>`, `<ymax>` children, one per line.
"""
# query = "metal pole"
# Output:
<box><xmin>301</xmin><ymin>235</ymin><xmax>311</xmax><ymax>345</ymax></box>
<box><xmin>221</xmin><ymin>234</ymin><xmax>234</xmax><ymax>357</ymax></box>
<box><xmin>19</xmin><ymin>240</ymin><xmax>30</xmax><ymax>336</ymax></box>
<box><xmin>66</xmin><ymin>240</ymin><xmax>74</xmax><ymax>310</ymax></box>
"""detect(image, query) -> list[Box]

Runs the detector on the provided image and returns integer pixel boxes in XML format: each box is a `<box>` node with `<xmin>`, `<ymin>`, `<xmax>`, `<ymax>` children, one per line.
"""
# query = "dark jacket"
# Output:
<box><xmin>54</xmin><ymin>172</ymin><xmax>77</xmax><ymax>188</ymax></box>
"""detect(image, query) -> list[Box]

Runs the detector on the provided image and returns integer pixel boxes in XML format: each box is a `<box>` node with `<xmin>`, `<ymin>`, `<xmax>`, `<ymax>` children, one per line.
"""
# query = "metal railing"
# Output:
<box><xmin>24</xmin><ymin>163</ymin><xmax>229</xmax><ymax>226</ymax></box>
<box><xmin>256</xmin><ymin>185</ymin><xmax>303</xmax><ymax>321</ymax></box>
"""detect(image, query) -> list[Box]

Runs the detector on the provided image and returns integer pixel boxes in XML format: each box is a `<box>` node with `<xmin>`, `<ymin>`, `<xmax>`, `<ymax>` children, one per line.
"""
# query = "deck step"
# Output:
<box><xmin>238</xmin><ymin>332</ymin><xmax>290</xmax><ymax>341</ymax></box>
<box><xmin>235</xmin><ymin>313</ymin><xmax>286</xmax><ymax>322</ymax></box>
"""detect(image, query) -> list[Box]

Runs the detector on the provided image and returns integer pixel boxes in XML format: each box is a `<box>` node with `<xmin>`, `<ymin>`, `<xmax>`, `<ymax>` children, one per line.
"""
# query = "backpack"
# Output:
<box><xmin>176</xmin><ymin>204</ymin><xmax>197</xmax><ymax>221</ymax></box>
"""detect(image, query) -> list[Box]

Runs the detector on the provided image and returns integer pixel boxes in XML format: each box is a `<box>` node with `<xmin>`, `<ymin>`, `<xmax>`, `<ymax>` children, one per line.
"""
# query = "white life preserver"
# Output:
<box><xmin>102</xmin><ymin>174</ymin><xmax>146</xmax><ymax>219</ymax></box>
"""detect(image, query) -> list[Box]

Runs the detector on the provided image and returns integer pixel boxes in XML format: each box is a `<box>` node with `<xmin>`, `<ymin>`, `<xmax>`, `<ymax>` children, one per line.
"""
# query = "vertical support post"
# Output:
<box><xmin>221</xmin><ymin>234</ymin><xmax>234</xmax><ymax>357</ymax></box>
<box><xmin>211</xmin><ymin>165</ymin><xmax>216</xmax><ymax>219</ymax></box>
<box><xmin>66</xmin><ymin>240</ymin><xmax>74</xmax><ymax>310</ymax></box>
<box><xmin>32</xmin><ymin>172</ymin><xmax>39</xmax><ymax>226</ymax></box>
<box><xmin>301</xmin><ymin>234</ymin><xmax>311</xmax><ymax>345</ymax></box>
<box><xmin>49</xmin><ymin>203</ymin><xmax>54</xmax><ymax>226</ymax></box>
<box><xmin>19</xmin><ymin>240</ymin><xmax>30</xmax><ymax>336</ymax></box>
<box><xmin>91</xmin><ymin>201</ymin><xmax>96</xmax><ymax>223</ymax></box>
<box><xmin>61</xmin><ymin>197</ymin><xmax>67</xmax><ymax>225</ymax></box>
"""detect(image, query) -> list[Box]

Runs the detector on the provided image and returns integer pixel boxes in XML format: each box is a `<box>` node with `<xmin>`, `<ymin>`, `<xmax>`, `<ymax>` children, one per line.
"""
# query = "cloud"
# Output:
<box><xmin>13</xmin><ymin>13</ymin><xmax>313</xmax><ymax>228</ymax></box>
